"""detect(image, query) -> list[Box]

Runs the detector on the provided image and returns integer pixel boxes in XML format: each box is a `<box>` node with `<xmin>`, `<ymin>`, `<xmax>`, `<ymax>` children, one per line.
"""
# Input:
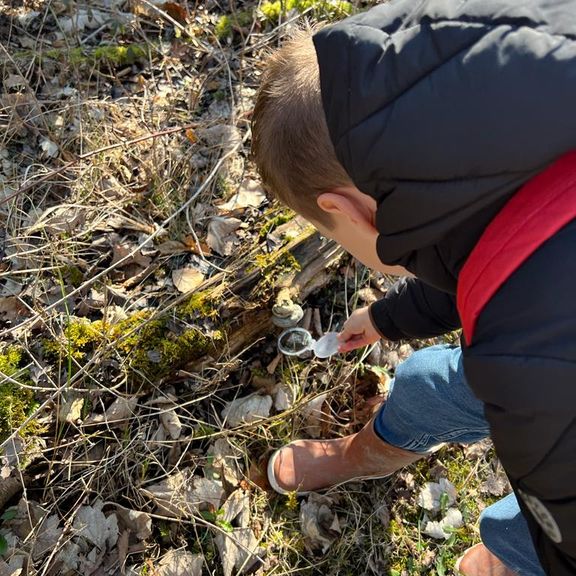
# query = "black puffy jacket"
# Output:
<box><xmin>313</xmin><ymin>1</ymin><xmax>576</xmax><ymax>573</ymax></box>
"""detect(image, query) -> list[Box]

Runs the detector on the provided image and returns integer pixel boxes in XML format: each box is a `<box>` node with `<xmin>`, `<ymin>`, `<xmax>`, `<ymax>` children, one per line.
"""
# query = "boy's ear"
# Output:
<box><xmin>317</xmin><ymin>191</ymin><xmax>376</xmax><ymax>230</ymax></box>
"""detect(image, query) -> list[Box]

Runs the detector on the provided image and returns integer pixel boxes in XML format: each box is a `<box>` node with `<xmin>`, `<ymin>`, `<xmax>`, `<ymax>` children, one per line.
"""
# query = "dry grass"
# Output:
<box><xmin>0</xmin><ymin>2</ymin><xmax>510</xmax><ymax>575</ymax></box>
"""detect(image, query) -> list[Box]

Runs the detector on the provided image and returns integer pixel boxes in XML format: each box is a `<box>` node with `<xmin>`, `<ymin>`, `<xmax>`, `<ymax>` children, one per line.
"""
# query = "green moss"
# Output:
<box><xmin>0</xmin><ymin>347</ymin><xmax>38</xmax><ymax>442</ymax></box>
<box><xmin>215</xmin><ymin>10</ymin><xmax>254</xmax><ymax>39</ymax></box>
<box><xmin>178</xmin><ymin>291</ymin><xmax>219</xmax><ymax>319</ymax></box>
<box><xmin>43</xmin><ymin>311</ymin><xmax>224</xmax><ymax>384</ymax></box>
<box><xmin>254</xmin><ymin>251</ymin><xmax>301</xmax><ymax>273</ymax></box>
<box><xmin>105</xmin><ymin>311</ymin><xmax>224</xmax><ymax>382</ymax></box>
<box><xmin>44</xmin><ymin>318</ymin><xmax>101</xmax><ymax>360</ymax></box>
<box><xmin>93</xmin><ymin>44</ymin><xmax>147</xmax><ymax>65</ymax></box>
<box><xmin>215</xmin><ymin>175</ymin><xmax>233</xmax><ymax>198</ymax></box>
<box><xmin>259</xmin><ymin>0</ymin><xmax>352</xmax><ymax>22</ymax></box>
<box><xmin>215</xmin><ymin>15</ymin><xmax>232</xmax><ymax>38</ymax></box>
<box><xmin>42</xmin><ymin>43</ymin><xmax>148</xmax><ymax>67</ymax></box>
<box><xmin>250</xmin><ymin>250</ymin><xmax>302</xmax><ymax>300</ymax></box>
<box><xmin>258</xmin><ymin>210</ymin><xmax>295</xmax><ymax>240</ymax></box>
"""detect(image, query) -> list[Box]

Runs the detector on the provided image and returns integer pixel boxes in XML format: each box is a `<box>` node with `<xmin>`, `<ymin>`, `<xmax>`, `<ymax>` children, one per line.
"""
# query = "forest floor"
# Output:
<box><xmin>0</xmin><ymin>1</ymin><xmax>509</xmax><ymax>575</ymax></box>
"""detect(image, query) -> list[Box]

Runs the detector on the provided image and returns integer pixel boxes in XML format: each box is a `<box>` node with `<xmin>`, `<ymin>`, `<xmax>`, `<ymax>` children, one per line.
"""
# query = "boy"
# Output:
<box><xmin>251</xmin><ymin>0</ymin><xmax>576</xmax><ymax>574</ymax></box>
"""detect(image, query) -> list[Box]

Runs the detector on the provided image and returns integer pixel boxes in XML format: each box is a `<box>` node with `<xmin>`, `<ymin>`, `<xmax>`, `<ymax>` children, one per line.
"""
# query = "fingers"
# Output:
<box><xmin>337</xmin><ymin>306</ymin><xmax>381</xmax><ymax>352</ymax></box>
<box><xmin>338</xmin><ymin>334</ymin><xmax>371</xmax><ymax>352</ymax></box>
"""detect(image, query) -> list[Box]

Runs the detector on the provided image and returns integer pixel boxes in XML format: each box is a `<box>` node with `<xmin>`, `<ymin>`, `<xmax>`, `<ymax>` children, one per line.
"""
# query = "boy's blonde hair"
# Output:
<box><xmin>251</xmin><ymin>29</ymin><xmax>353</xmax><ymax>225</ymax></box>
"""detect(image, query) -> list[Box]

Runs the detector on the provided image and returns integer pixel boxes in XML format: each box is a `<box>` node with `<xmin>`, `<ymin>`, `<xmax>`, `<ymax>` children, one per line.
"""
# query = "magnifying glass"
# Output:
<box><xmin>277</xmin><ymin>327</ymin><xmax>340</xmax><ymax>359</ymax></box>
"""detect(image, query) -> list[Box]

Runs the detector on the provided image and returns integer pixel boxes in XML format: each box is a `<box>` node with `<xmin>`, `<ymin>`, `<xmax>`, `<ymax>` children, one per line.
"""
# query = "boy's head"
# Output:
<box><xmin>251</xmin><ymin>28</ymin><xmax>352</xmax><ymax>226</ymax></box>
<box><xmin>252</xmin><ymin>29</ymin><xmax>408</xmax><ymax>276</ymax></box>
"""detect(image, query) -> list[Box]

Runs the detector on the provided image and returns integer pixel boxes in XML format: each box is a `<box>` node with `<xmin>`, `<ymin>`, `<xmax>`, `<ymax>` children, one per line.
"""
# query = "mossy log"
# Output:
<box><xmin>184</xmin><ymin>219</ymin><xmax>345</xmax><ymax>363</ymax></box>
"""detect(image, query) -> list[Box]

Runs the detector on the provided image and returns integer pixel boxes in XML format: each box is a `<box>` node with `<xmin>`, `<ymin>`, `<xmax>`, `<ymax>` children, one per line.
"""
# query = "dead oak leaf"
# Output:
<box><xmin>206</xmin><ymin>217</ymin><xmax>242</xmax><ymax>256</ymax></box>
<box><xmin>72</xmin><ymin>501</ymin><xmax>119</xmax><ymax>551</ymax></box>
<box><xmin>219</xmin><ymin>178</ymin><xmax>266</xmax><ymax>212</ymax></box>
<box><xmin>221</xmin><ymin>393</ymin><xmax>273</xmax><ymax>428</ymax></box>
<box><xmin>83</xmin><ymin>397</ymin><xmax>137</xmax><ymax>428</ymax></box>
<box><xmin>114</xmin><ymin>506</ymin><xmax>152</xmax><ymax>541</ymax></box>
<box><xmin>214</xmin><ymin>528</ymin><xmax>262</xmax><ymax>576</ymax></box>
<box><xmin>171</xmin><ymin>268</ymin><xmax>204</xmax><ymax>293</ymax></box>
<box><xmin>111</xmin><ymin>243</ymin><xmax>152</xmax><ymax>268</ymax></box>
<box><xmin>141</xmin><ymin>470</ymin><xmax>224</xmax><ymax>518</ymax></box>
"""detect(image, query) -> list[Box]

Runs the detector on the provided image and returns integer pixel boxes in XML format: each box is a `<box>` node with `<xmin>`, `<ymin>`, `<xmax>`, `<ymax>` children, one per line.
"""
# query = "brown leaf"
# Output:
<box><xmin>171</xmin><ymin>268</ymin><xmax>204</xmax><ymax>293</ymax></box>
<box><xmin>84</xmin><ymin>397</ymin><xmax>138</xmax><ymax>428</ymax></box>
<box><xmin>157</xmin><ymin>240</ymin><xmax>188</xmax><ymax>256</ymax></box>
<box><xmin>111</xmin><ymin>243</ymin><xmax>152</xmax><ymax>268</ymax></box>
<box><xmin>219</xmin><ymin>179</ymin><xmax>266</xmax><ymax>212</ymax></box>
<box><xmin>182</xmin><ymin>235</ymin><xmax>212</xmax><ymax>255</ymax></box>
<box><xmin>221</xmin><ymin>393</ymin><xmax>273</xmax><ymax>428</ymax></box>
<box><xmin>300</xmin><ymin>393</ymin><xmax>329</xmax><ymax>438</ymax></box>
<box><xmin>480</xmin><ymin>473</ymin><xmax>510</xmax><ymax>497</ymax></box>
<box><xmin>0</xmin><ymin>297</ymin><xmax>27</xmax><ymax>322</ymax></box>
<box><xmin>161</xmin><ymin>2</ymin><xmax>188</xmax><ymax>24</ymax></box>
<box><xmin>206</xmin><ymin>216</ymin><xmax>242</xmax><ymax>256</ymax></box>
<box><xmin>214</xmin><ymin>528</ymin><xmax>262</xmax><ymax>576</ymax></box>
<box><xmin>141</xmin><ymin>471</ymin><xmax>225</xmax><ymax>518</ymax></box>
<box><xmin>114</xmin><ymin>506</ymin><xmax>152</xmax><ymax>541</ymax></box>
<box><xmin>117</xmin><ymin>530</ymin><xmax>129</xmax><ymax>573</ymax></box>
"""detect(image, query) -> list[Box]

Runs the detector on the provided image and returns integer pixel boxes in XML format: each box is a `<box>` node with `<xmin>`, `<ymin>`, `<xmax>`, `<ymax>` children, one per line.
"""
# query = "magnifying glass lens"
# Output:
<box><xmin>278</xmin><ymin>328</ymin><xmax>313</xmax><ymax>355</ymax></box>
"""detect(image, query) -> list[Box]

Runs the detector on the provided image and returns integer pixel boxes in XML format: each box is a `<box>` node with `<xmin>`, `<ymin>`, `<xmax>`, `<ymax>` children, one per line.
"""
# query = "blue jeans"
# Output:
<box><xmin>374</xmin><ymin>345</ymin><xmax>545</xmax><ymax>576</ymax></box>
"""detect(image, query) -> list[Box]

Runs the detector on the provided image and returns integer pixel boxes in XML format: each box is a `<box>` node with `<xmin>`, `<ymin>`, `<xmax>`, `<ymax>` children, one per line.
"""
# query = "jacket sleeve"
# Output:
<box><xmin>368</xmin><ymin>277</ymin><xmax>460</xmax><ymax>341</ymax></box>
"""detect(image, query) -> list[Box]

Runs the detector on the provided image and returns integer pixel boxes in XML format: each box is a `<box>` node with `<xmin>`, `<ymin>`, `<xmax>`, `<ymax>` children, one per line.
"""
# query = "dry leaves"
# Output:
<box><xmin>480</xmin><ymin>472</ymin><xmax>510</xmax><ymax>497</ymax></box>
<box><xmin>219</xmin><ymin>178</ymin><xmax>266</xmax><ymax>211</ymax></box>
<box><xmin>214</xmin><ymin>528</ymin><xmax>262</xmax><ymax>576</ymax></box>
<box><xmin>300</xmin><ymin>494</ymin><xmax>341</xmax><ymax>554</ymax></box>
<box><xmin>160</xmin><ymin>408</ymin><xmax>183</xmax><ymax>440</ymax></box>
<box><xmin>84</xmin><ymin>397</ymin><xmax>138</xmax><ymax>428</ymax></box>
<box><xmin>156</xmin><ymin>549</ymin><xmax>203</xmax><ymax>576</ymax></box>
<box><xmin>221</xmin><ymin>393</ymin><xmax>273</xmax><ymax>427</ymax></box>
<box><xmin>114</xmin><ymin>506</ymin><xmax>152</xmax><ymax>541</ymax></box>
<box><xmin>141</xmin><ymin>470</ymin><xmax>225</xmax><ymax>518</ymax></box>
<box><xmin>205</xmin><ymin>438</ymin><xmax>244</xmax><ymax>486</ymax></box>
<box><xmin>58</xmin><ymin>397</ymin><xmax>84</xmax><ymax>424</ymax></box>
<box><xmin>72</xmin><ymin>502</ymin><xmax>119</xmax><ymax>552</ymax></box>
<box><xmin>1</xmin><ymin>499</ymin><xmax>120</xmax><ymax>575</ymax></box>
<box><xmin>28</xmin><ymin>205</ymin><xmax>86</xmax><ymax>235</ymax></box>
<box><xmin>300</xmin><ymin>393</ymin><xmax>329</xmax><ymax>438</ymax></box>
<box><xmin>0</xmin><ymin>297</ymin><xmax>28</xmax><ymax>323</ymax></box>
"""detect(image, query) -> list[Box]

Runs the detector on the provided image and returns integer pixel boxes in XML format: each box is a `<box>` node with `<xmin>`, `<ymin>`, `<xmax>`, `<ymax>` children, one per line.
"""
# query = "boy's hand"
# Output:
<box><xmin>338</xmin><ymin>306</ymin><xmax>382</xmax><ymax>352</ymax></box>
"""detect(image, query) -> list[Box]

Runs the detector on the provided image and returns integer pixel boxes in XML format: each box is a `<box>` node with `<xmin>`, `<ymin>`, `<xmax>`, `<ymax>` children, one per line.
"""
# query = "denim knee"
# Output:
<box><xmin>374</xmin><ymin>345</ymin><xmax>489</xmax><ymax>452</ymax></box>
<box><xmin>479</xmin><ymin>494</ymin><xmax>545</xmax><ymax>575</ymax></box>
